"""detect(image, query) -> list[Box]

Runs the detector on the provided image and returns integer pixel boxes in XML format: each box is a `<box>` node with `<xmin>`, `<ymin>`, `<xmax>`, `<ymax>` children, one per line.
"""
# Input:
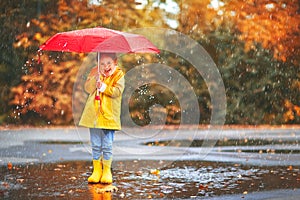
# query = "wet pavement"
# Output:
<box><xmin>1</xmin><ymin>160</ymin><xmax>300</xmax><ymax>199</ymax></box>
<box><xmin>0</xmin><ymin>126</ymin><xmax>300</xmax><ymax>199</ymax></box>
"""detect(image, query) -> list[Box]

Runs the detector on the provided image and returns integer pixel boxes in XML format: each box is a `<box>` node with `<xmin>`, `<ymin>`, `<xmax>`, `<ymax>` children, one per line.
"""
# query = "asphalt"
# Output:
<box><xmin>0</xmin><ymin>126</ymin><xmax>300</xmax><ymax>199</ymax></box>
<box><xmin>0</xmin><ymin>126</ymin><xmax>299</xmax><ymax>166</ymax></box>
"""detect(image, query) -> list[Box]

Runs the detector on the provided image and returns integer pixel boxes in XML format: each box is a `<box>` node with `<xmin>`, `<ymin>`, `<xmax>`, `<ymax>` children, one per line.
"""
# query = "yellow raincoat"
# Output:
<box><xmin>79</xmin><ymin>66</ymin><xmax>125</xmax><ymax>130</ymax></box>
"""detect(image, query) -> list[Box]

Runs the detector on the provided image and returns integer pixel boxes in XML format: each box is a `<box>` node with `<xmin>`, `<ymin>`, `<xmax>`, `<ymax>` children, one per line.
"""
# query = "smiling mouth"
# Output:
<box><xmin>104</xmin><ymin>69</ymin><xmax>111</xmax><ymax>73</ymax></box>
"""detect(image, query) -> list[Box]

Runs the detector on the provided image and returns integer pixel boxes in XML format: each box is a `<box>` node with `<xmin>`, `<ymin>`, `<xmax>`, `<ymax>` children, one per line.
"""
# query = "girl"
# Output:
<box><xmin>79</xmin><ymin>53</ymin><xmax>125</xmax><ymax>184</ymax></box>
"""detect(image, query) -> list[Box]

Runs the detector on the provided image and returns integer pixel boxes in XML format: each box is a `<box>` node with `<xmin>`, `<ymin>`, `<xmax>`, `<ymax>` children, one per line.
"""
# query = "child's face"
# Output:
<box><xmin>99</xmin><ymin>55</ymin><xmax>117</xmax><ymax>77</ymax></box>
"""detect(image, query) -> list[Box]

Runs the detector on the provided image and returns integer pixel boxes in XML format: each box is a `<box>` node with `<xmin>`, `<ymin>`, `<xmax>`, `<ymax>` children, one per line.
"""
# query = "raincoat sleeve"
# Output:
<box><xmin>102</xmin><ymin>70</ymin><xmax>125</xmax><ymax>98</ymax></box>
<box><xmin>84</xmin><ymin>67</ymin><xmax>97</xmax><ymax>94</ymax></box>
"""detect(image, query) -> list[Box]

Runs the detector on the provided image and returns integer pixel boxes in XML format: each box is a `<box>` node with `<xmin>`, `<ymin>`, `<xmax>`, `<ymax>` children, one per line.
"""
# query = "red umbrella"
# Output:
<box><xmin>39</xmin><ymin>27</ymin><xmax>159</xmax><ymax>116</ymax></box>
<box><xmin>39</xmin><ymin>27</ymin><xmax>160</xmax><ymax>54</ymax></box>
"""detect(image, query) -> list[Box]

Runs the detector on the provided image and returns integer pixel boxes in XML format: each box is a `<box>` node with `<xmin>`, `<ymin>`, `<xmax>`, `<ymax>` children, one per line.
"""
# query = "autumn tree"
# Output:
<box><xmin>0</xmin><ymin>0</ymin><xmax>54</xmax><ymax>123</ymax></box>
<box><xmin>177</xmin><ymin>0</ymin><xmax>300</xmax><ymax>124</ymax></box>
<box><xmin>224</xmin><ymin>0</ymin><xmax>300</xmax><ymax>63</ymax></box>
<box><xmin>5</xmin><ymin>0</ymin><xmax>300</xmax><ymax>125</ymax></box>
<box><xmin>9</xmin><ymin>0</ymin><xmax>167</xmax><ymax>125</ymax></box>
<box><xmin>179</xmin><ymin>0</ymin><xmax>300</xmax><ymax>63</ymax></box>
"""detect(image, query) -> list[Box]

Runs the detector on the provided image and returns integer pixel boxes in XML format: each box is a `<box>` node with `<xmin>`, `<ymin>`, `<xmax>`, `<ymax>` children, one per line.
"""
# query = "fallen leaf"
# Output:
<box><xmin>199</xmin><ymin>184</ymin><xmax>208</xmax><ymax>190</ymax></box>
<box><xmin>17</xmin><ymin>179</ymin><xmax>24</xmax><ymax>183</ymax></box>
<box><xmin>135</xmin><ymin>171</ymin><xmax>143</xmax><ymax>176</ymax></box>
<box><xmin>2</xmin><ymin>182</ymin><xmax>10</xmax><ymax>188</ymax></box>
<box><xmin>7</xmin><ymin>162</ymin><xmax>13</xmax><ymax>170</ymax></box>
<box><xmin>150</xmin><ymin>169</ymin><xmax>160</xmax><ymax>175</ymax></box>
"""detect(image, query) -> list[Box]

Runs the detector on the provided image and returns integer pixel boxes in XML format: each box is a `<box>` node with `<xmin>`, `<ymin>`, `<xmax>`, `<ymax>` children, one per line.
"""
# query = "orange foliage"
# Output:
<box><xmin>178</xmin><ymin>0</ymin><xmax>219</xmax><ymax>38</ymax></box>
<box><xmin>224</xmin><ymin>0</ymin><xmax>300</xmax><ymax>62</ymax></box>
<box><xmin>179</xmin><ymin>0</ymin><xmax>300</xmax><ymax>63</ymax></box>
<box><xmin>283</xmin><ymin>99</ymin><xmax>300</xmax><ymax>122</ymax></box>
<box><xmin>10</xmin><ymin>56</ymin><xmax>79</xmax><ymax>124</ymax></box>
<box><xmin>9</xmin><ymin>0</ymin><xmax>300</xmax><ymax>125</ymax></box>
<box><xmin>10</xmin><ymin>0</ymin><xmax>166</xmax><ymax>125</ymax></box>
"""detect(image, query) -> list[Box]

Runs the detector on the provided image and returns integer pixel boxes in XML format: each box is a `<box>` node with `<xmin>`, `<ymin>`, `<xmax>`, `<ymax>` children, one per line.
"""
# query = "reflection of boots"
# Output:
<box><xmin>101</xmin><ymin>158</ymin><xmax>112</xmax><ymax>184</ymax></box>
<box><xmin>88</xmin><ymin>159</ymin><xmax>102</xmax><ymax>183</ymax></box>
<box><xmin>88</xmin><ymin>185</ymin><xmax>112</xmax><ymax>200</ymax></box>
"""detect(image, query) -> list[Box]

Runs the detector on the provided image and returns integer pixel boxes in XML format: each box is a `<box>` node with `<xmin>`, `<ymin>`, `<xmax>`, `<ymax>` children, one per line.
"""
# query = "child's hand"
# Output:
<box><xmin>96</xmin><ymin>80</ymin><xmax>103</xmax><ymax>89</ymax></box>
<box><xmin>94</xmin><ymin>74</ymin><xmax>100</xmax><ymax>81</ymax></box>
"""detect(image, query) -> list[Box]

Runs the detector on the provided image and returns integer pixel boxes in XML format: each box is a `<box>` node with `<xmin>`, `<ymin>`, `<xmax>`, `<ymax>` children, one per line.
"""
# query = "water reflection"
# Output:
<box><xmin>88</xmin><ymin>184</ymin><xmax>112</xmax><ymax>200</ymax></box>
<box><xmin>0</xmin><ymin>160</ymin><xmax>299</xmax><ymax>199</ymax></box>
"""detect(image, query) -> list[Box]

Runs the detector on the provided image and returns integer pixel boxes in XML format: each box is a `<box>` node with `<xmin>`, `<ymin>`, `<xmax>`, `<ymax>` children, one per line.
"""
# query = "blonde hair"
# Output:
<box><xmin>99</xmin><ymin>53</ymin><xmax>117</xmax><ymax>61</ymax></box>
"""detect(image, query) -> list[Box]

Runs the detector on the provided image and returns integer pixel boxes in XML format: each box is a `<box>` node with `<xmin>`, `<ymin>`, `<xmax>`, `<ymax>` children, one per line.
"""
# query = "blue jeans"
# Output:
<box><xmin>90</xmin><ymin>128</ymin><xmax>114</xmax><ymax>160</ymax></box>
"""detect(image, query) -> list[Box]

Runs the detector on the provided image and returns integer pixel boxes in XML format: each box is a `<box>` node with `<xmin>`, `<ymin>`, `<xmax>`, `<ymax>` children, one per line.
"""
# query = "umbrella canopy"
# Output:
<box><xmin>39</xmin><ymin>27</ymin><xmax>160</xmax><ymax>54</ymax></box>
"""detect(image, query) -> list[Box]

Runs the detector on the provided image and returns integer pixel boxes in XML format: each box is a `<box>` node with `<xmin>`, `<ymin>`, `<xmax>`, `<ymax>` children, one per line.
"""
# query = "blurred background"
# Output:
<box><xmin>0</xmin><ymin>0</ymin><xmax>299</xmax><ymax>126</ymax></box>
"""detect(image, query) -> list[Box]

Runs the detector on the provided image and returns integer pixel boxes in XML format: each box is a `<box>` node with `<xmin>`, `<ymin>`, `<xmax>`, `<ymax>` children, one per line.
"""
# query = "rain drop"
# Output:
<box><xmin>265</xmin><ymin>3</ymin><xmax>275</xmax><ymax>11</ymax></box>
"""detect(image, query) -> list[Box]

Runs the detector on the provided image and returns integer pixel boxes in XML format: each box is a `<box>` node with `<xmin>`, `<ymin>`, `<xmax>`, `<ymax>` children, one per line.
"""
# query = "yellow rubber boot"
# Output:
<box><xmin>88</xmin><ymin>159</ymin><xmax>102</xmax><ymax>183</ymax></box>
<box><xmin>101</xmin><ymin>158</ymin><xmax>112</xmax><ymax>184</ymax></box>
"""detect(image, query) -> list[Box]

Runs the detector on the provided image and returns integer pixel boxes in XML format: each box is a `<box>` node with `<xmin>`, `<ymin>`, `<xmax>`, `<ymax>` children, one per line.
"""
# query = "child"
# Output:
<box><xmin>79</xmin><ymin>53</ymin><xmax>125</xmax><ymax>184</ymax></box>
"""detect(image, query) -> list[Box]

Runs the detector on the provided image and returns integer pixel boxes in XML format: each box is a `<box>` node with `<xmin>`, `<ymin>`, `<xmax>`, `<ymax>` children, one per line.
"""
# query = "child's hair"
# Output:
<box><xmin>99</xmin><ymin>53</ymin><xmax>117</xmax><ymax>61</ymax></box>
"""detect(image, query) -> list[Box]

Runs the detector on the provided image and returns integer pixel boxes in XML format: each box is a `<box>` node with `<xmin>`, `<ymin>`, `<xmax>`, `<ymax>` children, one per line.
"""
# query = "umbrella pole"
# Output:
<box><xmin>96</xmin><ymin>52</ymin><xmax>100</xmax><ymax>95</ymax></box>
<box><xmin>95</xmin><ymin>52</ymin><xmax>101</xmax><ymax>115</ymax></box>
<box><xmin>97</xmin><ymin>52</ymin><xmax>100</xmax><ymax>75</ymax></box>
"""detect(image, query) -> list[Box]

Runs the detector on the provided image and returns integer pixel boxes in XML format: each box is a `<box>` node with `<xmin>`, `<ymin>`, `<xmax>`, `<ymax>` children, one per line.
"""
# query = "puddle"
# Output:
<box><xmin>145</xmin><ymin>139</ymin><xmax>299</xmax><ymax>147</ymax></box>
<box><xmin>223</xmin><ymin>149</ymin><xmax>300</xmax><ymax>154</ymax></box>
<box><xmin>39</xmin><ymin>141</ymin><xmax>87</xmax><ymax>145</ymax></box>
<box><xmin>0</xmin><ymin>160</ymin><xmax>299</xmax><ymax>199</ymax></box>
